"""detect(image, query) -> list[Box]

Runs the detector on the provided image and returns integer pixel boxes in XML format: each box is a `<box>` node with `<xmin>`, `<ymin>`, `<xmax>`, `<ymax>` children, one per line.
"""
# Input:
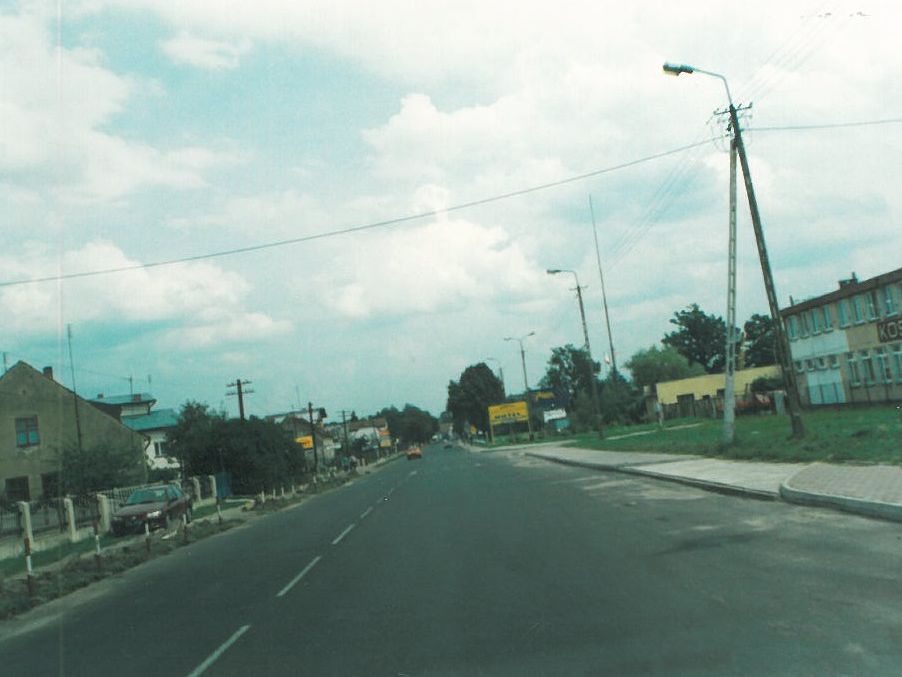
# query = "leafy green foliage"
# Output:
<box><xmin>60</xmin><ymin>439</ymin><xmax>146</xmax><ymax>495</ymax></box>
<box><xmin>625</xmin><ymin>344</ymin><xmax>705</xmax><ymax>388</ymax></box>
<box><xmin>742</xmin><ymin>313</ymin><xmax>777</xmax><ymax>368</ymax></box>
<box><xmin>538</xmin><ymin>344</ymin><xmax>600</xmax><ymax>405</ymax></box>
<box><xmin>750</xmin><ymin>376</ymin><xmax>783</xmax><ymax>394</ymax></box>
<box><xmin>378</xmin><ymin>405</ymin><xmax>438</xmax><ymax>446</ymax></box>
<box><xmin>167</xmin><ymin>401</ymin><xmax>306</xmax><ymax>495</ymax></box>
<box><xmin>446</xmin><ymin>363</ymin><xmax>505</xmax><ymax>434</ymax></box>
<box><xmin>663</xmin><ymin>304</ymin><xmax>727</xmax><ymax>373</ymax></box>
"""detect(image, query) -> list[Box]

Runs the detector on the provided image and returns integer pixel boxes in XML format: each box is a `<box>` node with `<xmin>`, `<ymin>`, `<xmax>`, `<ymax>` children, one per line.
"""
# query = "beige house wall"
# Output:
<box><xmin>0</xmin><ymin>362</ymin><xmax>147</xmax><ymax>500</ymax></box>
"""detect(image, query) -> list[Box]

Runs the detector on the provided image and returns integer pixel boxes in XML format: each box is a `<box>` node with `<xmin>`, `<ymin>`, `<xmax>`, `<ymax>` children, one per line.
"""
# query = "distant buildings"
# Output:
<box><xmin>88</xmin><ymin>393</ymin><xmax>179</xmax><ymax>471</ymax></box>
<box><xmin>782</xmin><ymin>267</ymin><xmax>902</xmax><ymax>405</ymax></box>
<box><xmin>0</xmin><ymin>362</ymin><xmax>146</xmax><ymax>501</ymax></box>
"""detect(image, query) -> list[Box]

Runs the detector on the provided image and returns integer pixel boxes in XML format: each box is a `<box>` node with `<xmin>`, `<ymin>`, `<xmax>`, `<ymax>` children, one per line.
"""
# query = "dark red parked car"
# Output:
<box><xmin>111</xmin><ymin>484</ymin><xmax>193</xmax><ymax>536</ymax></box>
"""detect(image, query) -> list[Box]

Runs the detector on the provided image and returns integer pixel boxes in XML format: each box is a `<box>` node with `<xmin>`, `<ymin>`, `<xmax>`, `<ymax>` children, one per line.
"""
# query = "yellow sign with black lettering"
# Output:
<box><xmin>488</xmin><ymin>401</ymin><xmax>529</xmax><ymax>425</ymax></box>
<box><xmin>296</xmin><ymin>435</ymin><xmax>314</xmax><ymax>449</ymax></box>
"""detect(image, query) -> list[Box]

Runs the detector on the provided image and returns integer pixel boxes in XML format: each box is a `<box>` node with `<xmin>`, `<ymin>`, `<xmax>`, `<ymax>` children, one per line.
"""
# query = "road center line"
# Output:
<box><xmin>360</xmin><ymin>507</ymin><xmax>373</xmax><ymax>520</ymax></box>
<box><xmin>409</xmin><ymin>470</ymin><xmax>418</xmax><ymax>477</ymax></box>
<box><xmin>332</xmin><ymin>523</ymin><xmax>356</xmax><ymax>545</ymax></box>
<box><xmin>276</xmin><ymin>556</ymin><xmax>322</xmax><ymax>598</ymax></box>
<box><xmin>186</xmin><ymin>624</ymin><xmax>251</xmax><ymax>677</ymax></box>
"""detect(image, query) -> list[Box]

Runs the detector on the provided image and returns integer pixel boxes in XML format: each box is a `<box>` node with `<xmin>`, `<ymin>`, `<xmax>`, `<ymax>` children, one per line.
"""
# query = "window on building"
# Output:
<box><xmin>806</xmin><ymin>359</ymin><xmax>816</xmax><ymax>372</ymax></box>
<box><xmin>852</xmin><ymin>295</ymin><xmax>865</xmax><ymax>324</ymax></box>
<box><xmin>866</xmin><ymin>290</ymin><xmax>879</xmax><ymax>320</ymax></box>
<box><xmin>4</xmin><ymin>476</ymin><xmax>30</xmax><ymax>502</ymax></box>
<box><xmin>884</xmin><ymin>286</ymin><xmax>897</xmax><ymax>316</ymax></box>
<box><xmin>799</xmin><ymin>312</ymin><xmax>810</xmax><ymax>337</ymax></box>
<box><xmin>816</xmin><ymin>356</ymin><xmax>827</xmax><ymax>370</ymax></box>
<box><xmin>860</xmin><ymin>350</ymin><xmax>876</xmax><ymax>385</ymax></box>
<box><xmin>828</xmin><ymin>354</ymin><xmax>839</xmax><ymax>369</ymax></box>
<box><xmin>893</xmin><ymin>344</ymin><xmax>902</xmax><ymax>381</ymax></box>
<box><xmin>794</xmin><ymin>360</ymin><xmax>804</xmax><ymax>373</ymax></box>
<box><xmin>787</xmin><ymin>315</ymin><xmax>798</xmax><ymax>340</ymax></box>
<box><xmin>846</xmin><ymin>352</ymin><xmax>861</xmax><ymax>386</ymax></box>
<box><xmin>822</xmin><ymin>305</ymin><xmax>833</xmax><ymax>331</ymax></box>
<box><xmin>838</xmin><ymin>299</ymin><xmax>850</xmax><ymax>327</ymax></box>
<box><xmin>875</xmin><ymin>348</ymin><xmax>891</xmax><ymax>383</ymax></box>
<box><xmin>15</xmin><ymin>416</ymin><xmax>40</xmax><ymax>448</ymax></box>
<box><xmin>41</xmin><ymin>472</ymin><xmax>60</xmax><ymax>499</ymax></box>
<box><xmin>810</xmin><ymin>309</ymin><xmax>821</xmax><ymax>334</ymax></box>
<box><xmin>153</xmin><ymin>441</ymin><xmax>167</xmax><ymax>458</ymax></box>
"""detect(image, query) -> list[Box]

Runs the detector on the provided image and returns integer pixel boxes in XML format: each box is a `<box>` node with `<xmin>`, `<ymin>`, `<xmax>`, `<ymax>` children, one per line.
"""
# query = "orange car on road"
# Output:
<box><xmin>406</xmin><ymin>446</ymin><xmax>422</xmax><ymax>460</ymax></box>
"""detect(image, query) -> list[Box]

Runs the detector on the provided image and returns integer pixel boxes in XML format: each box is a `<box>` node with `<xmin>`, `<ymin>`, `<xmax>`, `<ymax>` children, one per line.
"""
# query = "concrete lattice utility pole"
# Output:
<box><xmin>663</xmin><ymin>62</ymin><xmax>805</xmax><ymax>439</ymax></box>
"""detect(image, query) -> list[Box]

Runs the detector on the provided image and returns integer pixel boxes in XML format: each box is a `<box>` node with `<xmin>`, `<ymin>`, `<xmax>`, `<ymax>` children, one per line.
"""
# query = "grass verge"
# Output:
<box><xmin>0</xmin><ymin>518</ymin><xmax>237</xmax><ymax>620</ymax></box>
<box><xmin>570</xmin><ymin>406</ymin><xmax>902</xmax><ymax>463</ymax></box>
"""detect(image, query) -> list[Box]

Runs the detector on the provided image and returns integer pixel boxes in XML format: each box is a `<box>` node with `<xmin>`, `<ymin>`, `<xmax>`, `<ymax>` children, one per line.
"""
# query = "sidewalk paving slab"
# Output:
<box><xmin>526</xmin><ymin>445</ymin><xmax>902</xmax><ymax>522</ymax></box>
<box><xmin>526</xmin><ymin>446</ymin><xmax>801</xmax><ymax>499</ymax></box>
<box><xmin>781</xmin><ymin>463</ymin><xmax>902</xmax><ymax>522</ymax></box>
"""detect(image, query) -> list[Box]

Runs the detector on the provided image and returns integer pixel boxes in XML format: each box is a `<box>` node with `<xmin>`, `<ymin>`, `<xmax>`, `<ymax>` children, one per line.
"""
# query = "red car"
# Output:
<box><xmin>111</xmin><ymin>484</ymin><xmax>193</xmax><ymax>536</ymax></box>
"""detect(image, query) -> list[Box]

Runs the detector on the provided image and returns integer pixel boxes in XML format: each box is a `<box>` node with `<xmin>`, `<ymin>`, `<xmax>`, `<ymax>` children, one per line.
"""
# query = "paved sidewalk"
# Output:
<box><xmin>524</xmin><ymin>445</ymin><xmax>902</xmax><ymax>521</ymax></box>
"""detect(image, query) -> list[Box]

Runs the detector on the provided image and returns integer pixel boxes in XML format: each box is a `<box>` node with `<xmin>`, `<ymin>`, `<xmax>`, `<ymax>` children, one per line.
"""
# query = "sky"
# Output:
<box><xmin>2</xmin><ymin>0</ymin><xmax>901</xmax><ymax>420</ymax></box>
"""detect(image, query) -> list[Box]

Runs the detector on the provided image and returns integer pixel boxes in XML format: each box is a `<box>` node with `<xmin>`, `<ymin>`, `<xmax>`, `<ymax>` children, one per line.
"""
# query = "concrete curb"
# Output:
<box><xmin>526</xmin><ymin>452</ymin><xmax>777</xmax><ymax>501</ymax></box>
<box><xmin>779</xmin><ymin>480</ymin><xmax>902</xmax><ymax>523</ymax></box>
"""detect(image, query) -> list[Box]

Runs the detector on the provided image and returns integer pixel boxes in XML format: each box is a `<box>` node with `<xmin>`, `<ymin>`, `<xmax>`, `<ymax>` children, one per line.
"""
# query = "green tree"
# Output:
<box><xmin>60</xmin><ymin>439</ymin><xmax>146</xmax><ymax>495</ymax></box>
<box><xmin>378</xmin><ymin>404</ymin><xmax>439</xmax><ymax>446</ymax></box>
<box><xmin>446</xmin><ymin>363</ymin><xmax>505</xmax><ymax>434</ymax></box>
<box><xmin>625</xmin><ymin>344</ymin><xmax>705</xmax><ymax>389</ymax></box>
<box><xmin>167</xmin><ymin>401</ymin><xmax>306</xmax><ymax>494</ymax></box>
<box><xmin>742</xmin><ymin>313</ymin><xmax>777</xmax><ymax>368</ymax></box>
<box><xmin>538</xmin><ymin>344</ymin><xmax>600</xmax><ymax>405</ymax></box>
<box><xmin>663</xmin><ymin>304</ymin><xmax>727</xmax><ymax>374</ymax></box>
<box><xmin>598</xmin><ymin>371</ymin><xmax>645</xmax><ymax>425</ymax></box>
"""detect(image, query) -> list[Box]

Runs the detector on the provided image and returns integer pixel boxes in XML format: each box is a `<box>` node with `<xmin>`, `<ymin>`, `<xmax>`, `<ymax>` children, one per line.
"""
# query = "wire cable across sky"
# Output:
<box><xmin>2</xmin><ymin>114</ymin><xmax>899</xmax><ymax>290</ymax></box>
<box><xmin>0</xmin><ymin>139</ymin><xmax>714</xmax><ymax>289</ymax></box>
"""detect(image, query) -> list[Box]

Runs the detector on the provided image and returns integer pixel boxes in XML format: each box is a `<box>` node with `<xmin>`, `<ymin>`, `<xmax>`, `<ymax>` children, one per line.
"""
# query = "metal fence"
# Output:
<box><xmin>100</xmin><ymin>482</ymin><xmax>157</xmax><ymax>511</ymax></box>
<box><xmin>0</xmin><ymin>502</ymin><xmax>21</xmax><ymax>539</ymax></box>
<box><xmin>28</xmin><ymin>498</ymin><xmax>66</xmax><ymax>535</ymax></box>
<box><xmin>72</xmin><ymin>494</ymin><xmax>100</xmax><ymax>529</ymax></box>
<box><xmin>199</xmin><ymin>476</ymin><xmax>214</xmax><ymax>500</ymax></box>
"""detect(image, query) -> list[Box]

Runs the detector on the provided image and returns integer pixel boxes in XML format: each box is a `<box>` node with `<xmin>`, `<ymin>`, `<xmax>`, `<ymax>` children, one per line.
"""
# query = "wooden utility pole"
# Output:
<box><xmin>226</xmin><ymin>378</ymin><xmax>253</xmax><ymax>421</ymax></box>
<box><xmin>728</xmin><ymin>104</ymin><xmax>805</xmax><ymax>438</ymax></box>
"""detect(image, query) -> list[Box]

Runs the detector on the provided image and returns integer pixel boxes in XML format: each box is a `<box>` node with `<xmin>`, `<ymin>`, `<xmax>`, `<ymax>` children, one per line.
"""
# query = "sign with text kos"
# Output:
<box><xmin>877</xmin><ymin>317</ymin><xmax>902</xmax><ymax>343</ymax></box>
<box><xmin>488</xmin><ymin>401</ymin><xmax>529</xmax><ymax>425</ymax></box>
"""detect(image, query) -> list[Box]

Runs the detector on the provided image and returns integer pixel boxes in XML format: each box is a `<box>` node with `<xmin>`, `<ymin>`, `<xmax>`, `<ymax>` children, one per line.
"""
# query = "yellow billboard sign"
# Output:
<box><xmin>295</xmin><ymin>435</ymin><xmax>314</xmax><ymax>449</ymax></box>
<box><xmin>488</xmin><ymin>401</ymin><xmax>529</xmax><ymax>425</ymax></box>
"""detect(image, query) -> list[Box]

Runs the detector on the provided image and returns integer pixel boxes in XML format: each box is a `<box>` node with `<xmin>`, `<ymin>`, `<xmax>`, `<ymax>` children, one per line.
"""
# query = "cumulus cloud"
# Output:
<box><xmin>160</xmin><ymin>32</ymin><xmax>251</xmax><ymax>70</ymax></box>
<box><xmin>0</xmin><ymin>240</ymin><xmax>290</xmax><ymax>345</ymax></box>
<box><xmin>320</xmin><ymin>217</ymin><xmax>544</xmax><ymax>318</ymax></box>
<box><xmin>0</xmin><ymin>7</ymin><xmax>235</xmax><ymax>203</ymax></box>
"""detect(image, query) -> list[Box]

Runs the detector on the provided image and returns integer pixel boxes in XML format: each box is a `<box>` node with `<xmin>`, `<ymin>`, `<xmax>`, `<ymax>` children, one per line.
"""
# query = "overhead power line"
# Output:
<box><xmin>750</xmin><ymin>117</ymin><xmax>902</xmax><ymax>132</ymax></box>
<box><xmin>0</xmin><ymin>140</ymin><xmax>713</xmax><ymax>289</ymax></box>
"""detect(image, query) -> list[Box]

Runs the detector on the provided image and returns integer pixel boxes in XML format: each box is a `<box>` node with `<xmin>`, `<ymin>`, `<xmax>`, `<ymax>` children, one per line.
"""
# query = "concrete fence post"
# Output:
<box><xmin>191</xmin><ymin>477</ymin><xmax>202</xmax><ymax>502</ymax></box>
<box><xmin>17</xmin><ymin>501</ymin><xmax>34</xmax><ymax>545</ymax></box>
<box><xmin>208</xmin><ymin>475</ymin><xmax>218</xmax><ymax>500</ymax></box>
<box><xmin>96</xmin><ymin>494</ymin><xmax>112</xmax><ymax>533</ymax></box>
<box><xmin>63</xmin><ymin>497</ymin><xmax>77</xmax><ymax>542</ymax></box>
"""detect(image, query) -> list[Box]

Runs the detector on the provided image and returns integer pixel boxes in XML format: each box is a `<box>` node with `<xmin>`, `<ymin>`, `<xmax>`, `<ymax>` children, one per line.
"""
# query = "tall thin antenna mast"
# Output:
<box><xmin>589</xmin><ymin>196</ymin><xmax>618</xmax><ymax>377</ymax></box>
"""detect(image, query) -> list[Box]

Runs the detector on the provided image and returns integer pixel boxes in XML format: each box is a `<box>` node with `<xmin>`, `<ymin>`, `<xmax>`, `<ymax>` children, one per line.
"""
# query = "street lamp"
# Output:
<box><xmin>663</xmin><ymin>61</ymin><xmax>805</xmax><ymax>439</ymax></box>
<box><xmin>485</xmin><ymin>357</ymin><xmax>505</xmax><ymax>396</ymax></box>
<box><xmin>504</xmin><ymin>332</ymin><xmax>535</xmax><ymax>440</ymax></box>
<box><xmin>503</xmin><ymin>332</ymin><xmax>535</xmax><ymax>393</ymax></box>
<box><xmin>547</xmin><ymin>269</ymin><xmax>603</xmax><ymax>436</ymax></box>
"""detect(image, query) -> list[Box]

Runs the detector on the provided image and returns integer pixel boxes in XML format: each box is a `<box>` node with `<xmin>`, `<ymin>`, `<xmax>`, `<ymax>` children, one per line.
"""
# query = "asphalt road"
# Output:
<box><xmin>2</xmin><ymin>445</ymin><xmax>902</xmax><ymax>676</ymax></box>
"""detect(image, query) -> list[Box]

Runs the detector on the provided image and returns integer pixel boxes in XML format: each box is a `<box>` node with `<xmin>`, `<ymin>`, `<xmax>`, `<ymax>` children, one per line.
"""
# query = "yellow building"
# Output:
<box><xmin>655</xmin><ymin>365</ymin><xmax>780</xmax><ymax>418</ymax></box>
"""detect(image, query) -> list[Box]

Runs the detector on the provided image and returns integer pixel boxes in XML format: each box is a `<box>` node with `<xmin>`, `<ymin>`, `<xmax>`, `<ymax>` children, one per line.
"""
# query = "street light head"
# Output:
<box><xmin>546</xmin><ymin>268</ymin><xmax>561</xmax><ymax>275</ymax></box>
<box><xmin>526</xmin><ymin>331</ymin><xmax>536</xmax><ymax>338</ymax></box>
<box><xmin>662</xmin><ymin>62</ymin><xmax>694</xmax><ymax>76</ymax></box>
